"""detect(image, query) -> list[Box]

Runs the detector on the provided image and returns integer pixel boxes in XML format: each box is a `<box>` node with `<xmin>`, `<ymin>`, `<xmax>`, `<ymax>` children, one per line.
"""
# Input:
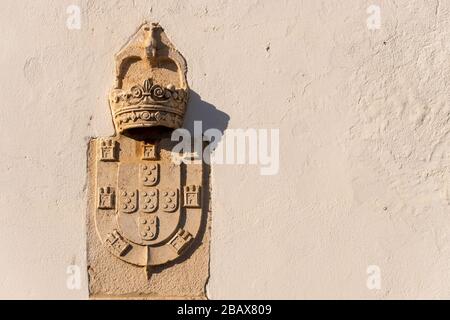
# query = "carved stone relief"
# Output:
<box><xmin>86</xmin><ymin>23</ymin><xmax>209</xmax><ymax>299</ymax></box>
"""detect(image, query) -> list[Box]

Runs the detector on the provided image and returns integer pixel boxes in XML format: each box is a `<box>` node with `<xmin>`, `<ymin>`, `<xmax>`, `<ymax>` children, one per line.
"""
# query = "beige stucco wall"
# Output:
<box><xmin>1</xmin><ymin>0</ymin><xmax>449</xmax><ymax>299</ymax></box>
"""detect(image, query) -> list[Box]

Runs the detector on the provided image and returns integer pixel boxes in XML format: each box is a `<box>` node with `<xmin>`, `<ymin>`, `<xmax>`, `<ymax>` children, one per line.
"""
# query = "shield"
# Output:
<box><xmin>119</xmin><ymin>189</ymin><xmax>138</xmax><ymax>213</ymax></box>
<box><xmin>140</xmin><ymin>163</ymin><xmax>159</xmax><ymax>186</ymax></box>
<box><xmin>116</xmin><ymin>161</ymin><xmax>181</xmax><ymax>247</ymax></box>
<box><xmin>161</xmin><ymin>189</ymin><xmax>179</xmax><ymax>212</ymax></box>
<box><xmin>140</xmin><ymin>188</ymin><xmax>158</xmax><ymax>213</ymax></box>
<box><xmin>94</xmin><ymin>137</ymin><xmax>203</xmax><ymax>267</ymax></box>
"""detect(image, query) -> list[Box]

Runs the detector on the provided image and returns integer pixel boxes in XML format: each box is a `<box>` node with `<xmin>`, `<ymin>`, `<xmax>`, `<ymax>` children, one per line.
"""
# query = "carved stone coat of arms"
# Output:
<box><xmin>86</xmin><ymin>23</ymin><xmax>209</xmax><ymax>299</ymax></box>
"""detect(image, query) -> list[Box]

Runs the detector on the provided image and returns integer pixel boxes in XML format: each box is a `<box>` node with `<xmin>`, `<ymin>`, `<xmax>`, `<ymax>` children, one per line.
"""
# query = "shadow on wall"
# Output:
<box><xmin>149</xmin><ymin>90</ymin><xmax>229</xmax><ymax>274</ymax></box>
<box><xmin>183</xmin><ymin>90</ymin><xmax>230</xmax><ymax>137</ymax></box>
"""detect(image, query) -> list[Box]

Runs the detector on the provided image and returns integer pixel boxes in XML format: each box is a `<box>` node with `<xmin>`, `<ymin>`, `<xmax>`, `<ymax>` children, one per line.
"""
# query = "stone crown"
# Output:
<box><xmin>110</xmin><ymin>78</ymin><xmax>188</xmax><ymax>133</ymax></box>
<box><xmin>109</xmin><ymin>22</ymin><xmax>189</xmax><ymax>134</ymax></box>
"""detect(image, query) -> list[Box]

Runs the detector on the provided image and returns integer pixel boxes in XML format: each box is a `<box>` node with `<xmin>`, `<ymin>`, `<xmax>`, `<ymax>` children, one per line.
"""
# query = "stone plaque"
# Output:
<box><xmin>87</xmin><ymin>23</ymin><xmax>210</xmax><ymax>299</ymax></box>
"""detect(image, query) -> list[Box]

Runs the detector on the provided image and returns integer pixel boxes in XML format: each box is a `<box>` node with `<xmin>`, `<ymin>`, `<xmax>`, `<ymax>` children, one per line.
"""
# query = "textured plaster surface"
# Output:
<box><xmin>0</xmin><ymin>0</ymin><xmax>450</xmax><ymax>299</ymax></box>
